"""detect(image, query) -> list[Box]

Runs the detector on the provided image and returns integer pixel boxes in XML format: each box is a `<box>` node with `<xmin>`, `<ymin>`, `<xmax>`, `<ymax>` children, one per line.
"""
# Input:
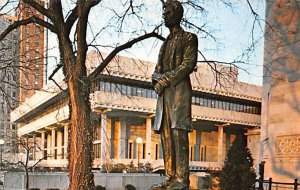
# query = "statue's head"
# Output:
<box><xmin>163</xmin><ymin>0</ymin><xmax>184</xmax><ymax>28</ymax></box>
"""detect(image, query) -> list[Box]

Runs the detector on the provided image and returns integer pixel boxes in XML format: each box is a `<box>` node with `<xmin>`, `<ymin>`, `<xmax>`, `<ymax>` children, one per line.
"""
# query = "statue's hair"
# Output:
<box><xmin>164</xmin><ymin>0</ymin><xmax>184</xmax><ymax>20</ymax></box>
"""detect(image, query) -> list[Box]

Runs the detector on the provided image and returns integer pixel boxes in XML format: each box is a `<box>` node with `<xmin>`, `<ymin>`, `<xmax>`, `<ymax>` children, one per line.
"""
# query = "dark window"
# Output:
<box><xmin>155</xmin><ymin>144</ymin><xmax>159</xmax><ymax>160</ymax></box>
<box><xmin>142</xmin><ymin>143</ymin><xmax>146</xmax><ymax>159</ymax></box>
<box><xmin>121</xmin><ymin>85</ymin><xmax>127</xmax><ymax>94</ymax></box>
<box><xmin>146</xmin><ymin>89</ymin><xmax>152</xmax><ymax>98</ymax></box>
<box><xmin>211</xmin><ymin>100</ymin><xmax>215</xmax><ymax>108</ymax></box>
<box><xmin>117</xmin><ymin>84</ymin><xmax>122</xmax><ymax>94</ymax></box>
<box><xmin>225</xmin><ymin>102</ymin><xmax>230</xmax><ymax>110</ymax></box>
<box><xmin>126</xmin><ymin>86</ymin><xmax>131</xmax><ymax>95</ymax></box>
<box><xmin>199</xmin><ymin>98</ymin><xmax>203</xmax><ymax>106</ymax></box>
<box><xmin>99</xmin><ymin>81</ymin><xmax>104</xmax><ymax>91</ymax></box>
<box><xmin>131</xmin><ymin>87</ymin><xmax>137</xmax><ymax>96</ymax></box>
<box><xmin>111</xmin><ymin>83</ymin><xmax>117</xmax><ymax>93</ymax></box>
<box><xmin>137</xmin><ymin>88</ymin><xmax>142</xmax><ymax>96</ymax></box>
<box><xmin>129</xmin><ymin>142</ymin><xmax>133</xmax><ymax>159</ymax></box>
<box><xmin>104</xmin><ymin>82</ymin><xmax>110</xmax><ymax>92</ymax></box>
<box><xmin>207</xmin><ymin>99</ymin><xmax>212</xmax><ymax>108</ymax></box>
<box><xmin>151</xmin><ymin>90</ymin><xmax>157</xmax><ymax>99</ymax></box>
<box><xmin>203</xmin><ymin>98</ymin><xmax>208</xmax><ymax>107</ymax></box>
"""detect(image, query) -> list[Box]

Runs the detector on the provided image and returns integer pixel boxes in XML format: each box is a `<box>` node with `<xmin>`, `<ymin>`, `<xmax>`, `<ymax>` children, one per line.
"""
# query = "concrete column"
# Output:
<box><xmin>31</xmin><ymin>135</ymin><xmax>35</xmax><ymax>160</ymax></box>
<box><xmin>41</xmin><ymin>132</ymin><xmax>45</xmax><ymax>159</ymax></box>
<box><xmin>115</xmin><ymin>120</ymin><xmax>121</xmax><ymax>159</ymax></box>
<box><xmin>51</xmin><ymin>129</ymin><xmax>56</xmax><ymax>160</ymax></box>
<box><xmin>101</xmin><ymin>113</ymin><xmax>111</xmax><ymax>166</ymax></box>
<box><xmin>218</xmin><ymin>126</ymin><xmax>224</xmax><ymax>162</ymax></box>
<box><xmin>146</xmin><ymin>117</ymin><xmax>152</xmax><ymax>161</ymax></box>
<box><xmin>119</xmin><ymin>117</ymin><xmax>127</xmax><ymax>159</ymax></box>
<box><xmin>110</xmin><ymin>119</ymin><xmax>115</xmax><ymax>158</ymax></box>
<box><xmin>194</xmin><ymin>130</ymin><xmax>202</xmax><ymax>161</ymax></box>
<box><xmin>57</xmin><ymin>131</ymin><xmax>63</xmax><ymax>160</ymax></box>
<box><xmin>64</xmin><ymin>125</ymin><xmax>69</xmax><ymax>159</ymax></box>
<box><xmin>47</xmin><ymin>134</ymin><xmax>51</xmax><ymax>160</ymax></box>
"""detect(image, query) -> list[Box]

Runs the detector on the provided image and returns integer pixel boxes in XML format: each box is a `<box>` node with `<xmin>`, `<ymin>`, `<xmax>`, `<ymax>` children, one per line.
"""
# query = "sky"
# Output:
<box><xmin>1</xmin><ymin>0</ymin><xmax>266</xmax><ymax>86</ymax></box>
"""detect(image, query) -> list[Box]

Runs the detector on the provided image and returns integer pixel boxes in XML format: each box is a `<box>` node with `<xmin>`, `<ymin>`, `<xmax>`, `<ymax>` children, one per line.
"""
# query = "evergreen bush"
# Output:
<box><xmin>124</xmin><ymin>184</ymin><xmax>136</xmax><ymax>190</ymax></box>
<box><xmin>95</xmin><ymin>185</ymin><xmax>106</xmax><ymax>190</ymax></box>
<box><xmin>219</xmin><ymin>135</ymin><xmax>256</xmax><ymax>190</ymax></box>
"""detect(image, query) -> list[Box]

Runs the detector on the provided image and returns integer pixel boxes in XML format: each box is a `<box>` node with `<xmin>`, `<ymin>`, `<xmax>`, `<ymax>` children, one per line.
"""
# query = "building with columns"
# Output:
<box><xmin>11</xmin><ymin>51</ymin><xmax>262</xmax><ymax>171</ymax></box>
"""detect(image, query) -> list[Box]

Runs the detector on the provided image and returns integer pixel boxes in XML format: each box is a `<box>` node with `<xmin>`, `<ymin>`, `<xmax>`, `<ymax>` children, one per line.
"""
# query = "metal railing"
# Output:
<box><xmin>256</xmin><ymin>178</ymin><xmax>299</xmax><ymax>190</ymax></box>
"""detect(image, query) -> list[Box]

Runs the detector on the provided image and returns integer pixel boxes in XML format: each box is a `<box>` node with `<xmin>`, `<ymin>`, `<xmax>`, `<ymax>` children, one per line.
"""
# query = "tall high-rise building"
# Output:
<box><xmin>0</xmin><ymin>14</ymin><xmax>20</xmax><ymax>153</ymax></box>
<box><xmin>16</xmin><ymin>0</ymin><xmax>45</xmax><ymax>102</ymax></box>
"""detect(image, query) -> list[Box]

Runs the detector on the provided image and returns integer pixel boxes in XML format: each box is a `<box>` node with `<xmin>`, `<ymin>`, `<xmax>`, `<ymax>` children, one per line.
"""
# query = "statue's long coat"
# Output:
<box><xmin>153</xmin><ymin>29</ymin><xmax>198</xmax><ymax>133</ymax></box>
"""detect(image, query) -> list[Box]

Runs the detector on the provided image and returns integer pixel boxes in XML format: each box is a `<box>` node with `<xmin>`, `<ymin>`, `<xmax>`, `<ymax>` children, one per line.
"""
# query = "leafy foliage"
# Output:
<box><xmin>101</xmin><ymin>161</ymin><xmax>153</xmax><ymax>173</ymax></box>
<box><xmin>219</xmin><ymin>135</ymin><xmax>256</xmax><ymax>190</ymax></box>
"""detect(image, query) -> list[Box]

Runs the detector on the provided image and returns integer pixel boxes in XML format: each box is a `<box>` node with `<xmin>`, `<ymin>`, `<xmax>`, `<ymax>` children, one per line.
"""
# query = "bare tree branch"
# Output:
<box><xmin>0</xmin><ymin>16</ymin><xmax>55</xmax><ymax>41</ymax></box>
<box><xmin>65</xmin><ymin>6</ymin><xmax>78</xmax><ymax>35</ymax></box>
<box><xmin>89</xmin><ymin>31</ymin><xmax>164</xmax><ymax>80</ymax></box>
<box><xmin>23</xmin><ymin>0</ymin><xmax>54</xmax><ymax>20</ymax></box>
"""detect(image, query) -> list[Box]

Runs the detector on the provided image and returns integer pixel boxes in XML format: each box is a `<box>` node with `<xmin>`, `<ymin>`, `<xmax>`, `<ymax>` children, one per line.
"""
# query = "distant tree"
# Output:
<box><xmin>219</xmin><ymin>135</ymin><xmax>256</xmax><ymax>190</ymax></box>
<box><xmin>4</xmin><ymin>137</ymin><xmax>44</xmax><ymax>190</ymax></box>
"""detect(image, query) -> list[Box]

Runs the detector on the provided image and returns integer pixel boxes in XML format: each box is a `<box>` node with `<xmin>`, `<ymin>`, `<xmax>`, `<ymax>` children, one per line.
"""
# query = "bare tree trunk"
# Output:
<box><xmin>65</xmin><ymin>54</ymin><xmax>94</xmax><ymax>189</ymax></box>
<box><xmin>25</xmin><ymin>137</ymin><xmax>29</xmax><ymax>190</ymax></box>
<box><xmin>68</xmin><ymin>78</ymin><xmax>94</xmax><ymax>189</ymax></box>
<box><xmin>25</xmin><ymin>171</ymin><xmax>29</xmax><ymax>190</ymax></box>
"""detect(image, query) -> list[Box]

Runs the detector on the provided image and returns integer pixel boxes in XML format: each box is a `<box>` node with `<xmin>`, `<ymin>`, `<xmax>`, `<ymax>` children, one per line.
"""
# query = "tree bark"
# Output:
<box><xmin>60</xmin><ymin>44</ymin><xmax>94</xmax><ymax>189</ymax></box>
<box><xmin>68</xmin><ymin>75</ymin><xmax>94</xmax><ymax>190</ymax></box>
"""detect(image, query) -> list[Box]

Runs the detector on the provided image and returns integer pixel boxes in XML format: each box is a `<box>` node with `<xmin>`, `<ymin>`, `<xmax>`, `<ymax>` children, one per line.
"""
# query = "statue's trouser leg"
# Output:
<box><xmin>161</xmin><ymin>104</ymin><xmax>176</xmax><ymax>179</ymax></box>
<box><xmin>173</xmin><ymin>129</ymin><xmax>189</xmax><ymax>185</ymax></box>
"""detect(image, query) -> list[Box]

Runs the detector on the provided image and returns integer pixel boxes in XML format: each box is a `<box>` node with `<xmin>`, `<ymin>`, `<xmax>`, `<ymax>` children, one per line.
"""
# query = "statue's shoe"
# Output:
<box><xmin>150</xmin><ymin>177</ymin><xmax>174</xmax><ymax>190</ymax></box>
<box><xmin>166</xmin><ymin>181</ymin><xmax>189</xmax><ymax>190</ymax></box>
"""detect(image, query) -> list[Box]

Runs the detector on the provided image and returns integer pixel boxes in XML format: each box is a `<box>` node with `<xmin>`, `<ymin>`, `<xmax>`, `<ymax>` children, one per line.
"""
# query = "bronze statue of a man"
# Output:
<box><xmin>151</xmin><ymin>0</ymin><xmax>198</xmax><ymax>190</ymax></box>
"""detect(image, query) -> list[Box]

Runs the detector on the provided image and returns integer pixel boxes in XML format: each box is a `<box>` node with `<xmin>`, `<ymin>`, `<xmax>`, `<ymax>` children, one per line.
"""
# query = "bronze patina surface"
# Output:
<box><xmin>151</xmin><ymin>1</ymin><xmax>198</xmax><ymax>190</ymax></box>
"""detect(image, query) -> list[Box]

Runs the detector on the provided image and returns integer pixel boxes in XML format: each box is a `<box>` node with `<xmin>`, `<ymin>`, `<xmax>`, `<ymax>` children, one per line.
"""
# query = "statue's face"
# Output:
<box><xmin>163</xmin><ymin>4</ymin><xmax>179</xmax><ymax>28</ymax></box>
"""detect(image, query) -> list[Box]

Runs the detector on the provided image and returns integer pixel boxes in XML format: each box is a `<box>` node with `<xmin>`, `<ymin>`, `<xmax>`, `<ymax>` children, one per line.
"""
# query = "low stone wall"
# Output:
<box><xmin>4</xmin><ymin>172</ymin><xmax>164</xmax><ymax>190</ymax></box>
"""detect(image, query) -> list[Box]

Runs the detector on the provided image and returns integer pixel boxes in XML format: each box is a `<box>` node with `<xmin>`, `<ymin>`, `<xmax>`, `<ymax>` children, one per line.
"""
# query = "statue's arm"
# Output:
<box><xmin>152</xmin><ymin>44</ymin><xmax>170</xmax><ymax>95</ymax></box>
<box><xmin>167</xmin><ymin>33</ymin><xmax>198</xmax><ymax>86</ymax></box>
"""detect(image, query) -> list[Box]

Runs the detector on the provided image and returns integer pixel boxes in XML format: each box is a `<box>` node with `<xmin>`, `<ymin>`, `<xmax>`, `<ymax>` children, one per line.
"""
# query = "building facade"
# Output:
<box><xmin>16</xmin><ymin>0</ymin><xmax>45</xmax><ymax>102</ymax></box>
<box><xmin>0</xmin><ymin>15</ymin><xmax>20</xmax><ymax>153</ymax></box>
<box><xmin>259</xmin><ymin>0</ymin><xmax>300</xmax><ymax>183</ymax></box>
<box><xmin>11</xmin><ymin>51</ymin><xmax>262</xmax><ymax>171</ymax></box>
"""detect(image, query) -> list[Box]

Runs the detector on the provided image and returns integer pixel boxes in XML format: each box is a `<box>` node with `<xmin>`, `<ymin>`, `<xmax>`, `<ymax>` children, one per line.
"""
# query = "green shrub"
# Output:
<box><xmin>124</xmin><ymin>184</ymin><xmax>136</xmax><ymax>190</ymax></box>
<box><xmin>219</xmin><ymin>135</ymin><xmax>256</xmax><ymax>190</ymax></box>
<box><xmin>95</xmin><ymin>185</ymin><xmax>106</xmax><ymax>190</ymax></box>
<box><xmin>110</xmin><ymin>163</ymin><xmax>126</xmax><ymax>173</ymax></box>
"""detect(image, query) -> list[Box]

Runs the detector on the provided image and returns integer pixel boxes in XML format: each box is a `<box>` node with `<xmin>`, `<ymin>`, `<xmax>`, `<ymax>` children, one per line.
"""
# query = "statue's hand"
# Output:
<box><xmin>154</xmin><ymin>83</ymin><xmax>164</xmax><ymax>95</ymax></box>
<box><xmin>155</xmin><ymin>74</ymin><xmax>172</xmax><ymax>87</ymax></box>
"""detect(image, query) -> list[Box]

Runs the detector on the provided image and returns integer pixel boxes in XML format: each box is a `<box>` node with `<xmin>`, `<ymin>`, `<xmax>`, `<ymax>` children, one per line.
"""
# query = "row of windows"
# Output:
<box><xmin>25</xmin><ymin>55</ymin><xmax>41</xmax><ymax>62</ymax></box>
<box><xmin>0</xmin><ymin>123</ymin><xmax>16</xmax><ymax>130</ymax></box>
<box><xmin>25</xmin><ymin>37</ymin><xmax>40</xmax><ymax>45</ymax></box>
<box><xmin>98</xmin><ymin>81</ymin><xmax>261</xmax><ymax>115</ymax></box>
<box><xmin>25</xmin><ymin>45</ymin><xmax>40</xmax><ymax>53</ymax></box>
<box><xmin>192</xmin><ymin>96</ymin><xmax>260</xmax><ymax>115</ymax></box>
<box><xmin>99</xmin><ymin>81</ymin><xmax>158</xmax><ymax>99</ymax></box>
<box><xmin>25</xmin><ymin>25</ymin><xmax>41</xmax><ymax>35</ymax></box>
